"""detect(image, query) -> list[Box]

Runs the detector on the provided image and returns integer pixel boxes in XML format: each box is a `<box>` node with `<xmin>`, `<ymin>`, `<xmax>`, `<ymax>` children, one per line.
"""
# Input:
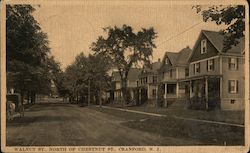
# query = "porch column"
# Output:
<box><xmin>220</xmin><ymin>77</ymin><xmax>222</xmax><ymax>100</ymax></box>
<box><xmin>164</xmin><ymin>83</ymin><xmax>167</xmax><ymax>99</ymax></box>
<box><xmin>205</xmin><ymin>77</ymin><xmax>208</xmax><ymax>110</ymax></box>
<box><xmin>147</xmin><ymin>84</ymin><xmax>150</xmax><ymax>99</ymax></box>
<box><xmin>189</xmin><ymin>80</ymin><xmax>192</xmax><ymax>98</ymax></box>
<box><xmin>164</xmin><ymin>83</ymin><xmax>168</xmax><ymax>107</ymax></box>
<box><xmin>176</xmin><ymin>82</ymin><xmax>179</xmax><ymax>98</ymax></box>
<box><xmin>139</xmin><ymin>88</ymin><xmax>141</xmax><ymax>105</ymax></box>
<box><xmin>156</xmin><ymin>87</ymin><xmax>158</xmax><ymax>100</ymax></box>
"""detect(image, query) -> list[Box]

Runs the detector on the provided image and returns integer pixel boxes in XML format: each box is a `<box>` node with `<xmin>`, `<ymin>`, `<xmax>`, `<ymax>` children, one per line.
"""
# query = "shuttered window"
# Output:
<box><xmin>195</xmin><ymin>63</ymin><xmax>200</xmax><ymax>74</ymax></box>
<box><xmin>170</xmin><ymin>69</ymin><xmax>172</xmax><ymax>78</ymax></box>
<box><xmin>228</xmin><ymin>57</ymin><xmax>238</xmax><ymax>70</ymax></box>
<box><xmin>207</xmin><ymin>59</ymin><xmax>214</xmax><ymax>71</ymax></box>
<box><xmin>228</xmin><ymin>80</ymin><xmax>238</xmax><ymax>94</ymax></box>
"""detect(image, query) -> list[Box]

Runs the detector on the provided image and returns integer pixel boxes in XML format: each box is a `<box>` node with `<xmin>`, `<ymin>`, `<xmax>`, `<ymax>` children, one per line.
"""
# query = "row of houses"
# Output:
<box><xmin>108</xmin><ymin>30</ymin><xmax>245</xmax><ymax>110</ymax></box>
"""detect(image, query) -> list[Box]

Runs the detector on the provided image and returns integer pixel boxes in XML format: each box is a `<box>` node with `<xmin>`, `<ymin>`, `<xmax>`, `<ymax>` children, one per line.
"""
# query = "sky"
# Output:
<box><xmin>32</xmin><ymin>3</ymin><xmax>225</xmax><ymax>70</ymax></box>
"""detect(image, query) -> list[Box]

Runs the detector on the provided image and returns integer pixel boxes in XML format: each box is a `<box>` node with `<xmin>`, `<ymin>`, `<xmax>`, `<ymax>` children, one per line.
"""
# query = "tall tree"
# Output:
<box><xmin>193</xmin><ymin>5</ymin><xmax>245</xmax><ymax>51</ymax></box>
<box><xmin>91</xmin><ymin>25</ymin><xmax>157</xmax><ymax>104</ymax></box>
<box><xmin>63</xmin><ymin>53</ymin><xmax>111</xmax><ymax>104</ymax></box>
<box><xmin>6</xmin><ymin>5</ymin><xmax>57</xmax><ymax>103</ymax></box>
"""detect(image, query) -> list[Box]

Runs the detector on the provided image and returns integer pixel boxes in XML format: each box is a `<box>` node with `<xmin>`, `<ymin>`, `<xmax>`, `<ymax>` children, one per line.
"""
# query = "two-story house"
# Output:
<box><xmin>111</xmin><ymin>68</ymin><xmax>141</xmax><ymax>103</ymax></box>
<box><xmin>158</xmin><ymin>47</ymin><xmax>192</xmax><ymax>107</ymax></box>
<box><xmin>137</xmin><ymin>60</ymin><xmax>161</xmax><ymax>106</ymax></box>
<box><xmin>182</xmin><ymin>30</ymin><xmax>245</xmax><ymax>110</ymax></box>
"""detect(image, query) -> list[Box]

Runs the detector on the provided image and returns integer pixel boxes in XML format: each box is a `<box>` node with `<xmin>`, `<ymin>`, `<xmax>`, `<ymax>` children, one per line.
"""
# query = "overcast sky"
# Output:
<box><xmin>33</xmin><ymin>4</ymin><xmax>224</xmax><ymax>70</ymax></box>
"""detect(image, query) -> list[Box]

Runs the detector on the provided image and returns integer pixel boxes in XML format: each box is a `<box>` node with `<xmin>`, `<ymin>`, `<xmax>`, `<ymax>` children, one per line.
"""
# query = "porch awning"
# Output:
<box><xmin>178</xmin><ymin>74</ymin><xmax>222</xmax><ymax>82</ymax></box>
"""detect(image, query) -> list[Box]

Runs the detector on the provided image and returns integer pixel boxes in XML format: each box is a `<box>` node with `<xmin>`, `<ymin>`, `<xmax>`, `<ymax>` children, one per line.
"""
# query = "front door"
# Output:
<box><xmin>208</xmin><ymin>78</ymin><xmax>220</xmax><ymax>109</ymax></box>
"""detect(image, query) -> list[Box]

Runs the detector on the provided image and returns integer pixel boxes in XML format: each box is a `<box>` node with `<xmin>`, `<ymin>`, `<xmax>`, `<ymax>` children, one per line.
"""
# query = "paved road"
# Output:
<box><xmin>6</xmin><ymin>103</ymin><xmax>201</xmax><ymax>146</ymax></box>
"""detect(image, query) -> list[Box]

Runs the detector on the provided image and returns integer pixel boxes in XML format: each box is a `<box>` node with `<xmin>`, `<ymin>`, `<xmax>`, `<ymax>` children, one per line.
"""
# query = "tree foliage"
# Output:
<box><xmin>193</xmin><ymin>5</ymin><xmax>245</xmax><ymax>51</ymax></box>
<box><xmin>63</xmin><ymin>53</ymin><xmax>111</xmax><ymax>104</ymax></box>
<box><xmin>91</xmin><ymin>25</ymin><xmax>157</xmax><ymax>103</ymax></box>
<box><xmin>6</xmin><ymin>5</ymin><xmax>61</xmax><ymax>103</ymax></box>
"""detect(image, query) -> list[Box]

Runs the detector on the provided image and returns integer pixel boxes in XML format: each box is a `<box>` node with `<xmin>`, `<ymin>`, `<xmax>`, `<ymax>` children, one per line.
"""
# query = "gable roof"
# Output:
<box><xmin>166</xmin><ymin>52</ymin><xmax>179</xmax><ymax>66</ymax></box>
<box><xmin>176</xmin><ymin>47</ymin><xmax>193</xmax><ymax>65</ymax></box>
<box><xmin>159</xmin><ymin>47</ymin><xmax>192</xmax><ymax>72</ymax></box>
<box><xmin>188</xmin><ymin>30</ymin><xmax>245</xmax><ymax>63</ymax></box>
<box><xmin>196</xmin><ymin>30</ymin><xmax>244</xmax><ymax>53</ymax></box>
<box><xmin>112</xmin><ymin>68</ymin><xmax>142</xmax><ymax>82</ymax></box>
<box><xmin>140</xmin><ymin>61</ymin><xmax>162</xmax><ymax>77</ymax></box>
<box><xmin>127</xmin><ymin>68</ymin><xmax>142</xmax><ymax>81</ymax></box>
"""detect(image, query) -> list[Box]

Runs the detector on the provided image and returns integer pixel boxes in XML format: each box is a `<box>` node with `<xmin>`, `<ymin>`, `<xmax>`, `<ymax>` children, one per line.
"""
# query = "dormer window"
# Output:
<box><xmin>201</xmin><ymin>39</ymin><xmax>207</xmax><ymax>54</ymax></box>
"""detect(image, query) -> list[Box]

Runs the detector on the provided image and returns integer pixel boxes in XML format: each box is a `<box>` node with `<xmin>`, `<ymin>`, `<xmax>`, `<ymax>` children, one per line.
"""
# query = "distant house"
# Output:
<box><xmin>110</xmin><ymin>68</ymin><xmax>141</xmax><ymax>103</ymax></box>
<box><xmin>158</xmin><ymin>47</ymin><xmax>192</xmax><ymax>106</ymax></box>
<box><xmin>137</xmin><ymin>60</ymin><xmax>161</xmax><ymax>106</ymax></box>
<box><xmin>181</xmin><ymin>30</ymin><xmax>245</xmax><ymax>110</ymax></box>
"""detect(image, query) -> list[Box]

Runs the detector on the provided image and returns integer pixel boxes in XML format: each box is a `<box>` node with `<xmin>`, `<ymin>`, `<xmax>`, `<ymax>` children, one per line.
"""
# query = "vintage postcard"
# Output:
<box><xmin>1</xmin><ymin>0</ymin><xmax>249</xmax><ymax>153</ymax></box>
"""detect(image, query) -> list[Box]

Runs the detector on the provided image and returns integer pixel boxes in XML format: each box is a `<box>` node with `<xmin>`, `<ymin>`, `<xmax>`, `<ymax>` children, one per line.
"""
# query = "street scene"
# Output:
<box><xmin>5</xmin><ymin>2</ymin><xmax>246</xmax><ymax>147</ymax></box>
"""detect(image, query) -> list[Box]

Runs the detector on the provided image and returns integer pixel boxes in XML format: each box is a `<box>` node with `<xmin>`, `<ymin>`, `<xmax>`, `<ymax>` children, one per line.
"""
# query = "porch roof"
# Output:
<box><xmin>178</xmin><ymin>74</ymin><xmax>222</xmax><ymax>82</ymax></box>
<box><xmin>161</xmin><ymin>79</ymin><xmax>177</xmax><ymax>83</ymax></box>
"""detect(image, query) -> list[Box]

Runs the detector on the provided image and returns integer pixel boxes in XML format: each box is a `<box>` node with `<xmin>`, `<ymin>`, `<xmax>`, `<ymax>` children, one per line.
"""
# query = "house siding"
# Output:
<box><xmin>221</xmin><ymin>56</ymin><xmax>245</xmax><ymax>110</ymax></box>
<box><xmin>163</xmin><ymin>68</ymin><xmax>176</xmax><ymax>81</ymax></box>
<box><xmin>177</xmin><ymin>67</ymin><xmax>186</xmax><ymax>79</ymax></box>
<box><xmin>189</xmin><ymin>56</ymin><xmax>220</xmax><ymax>77</ymax></box>
<box><xmin>189</xmin><ymin>34</ymin><xmax>219</xmax><ymax>62</ymax></box>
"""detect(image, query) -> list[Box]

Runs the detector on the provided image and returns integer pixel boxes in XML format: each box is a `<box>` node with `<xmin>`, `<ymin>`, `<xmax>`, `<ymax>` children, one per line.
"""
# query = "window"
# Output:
<box><xmin>201</xmin><ymin>39</ymin><xmax>207</xmax><ymax>54</ymax></box>
<box><xmin>165</xmin><ymin>58</ymin><xmax>169</xmax><ymax>65</ymax></box>
<box><xmin>152</xmin><ymin>89</ymin><xmax>157</xmax><ymax>96</ymax></box>
<box><xmin>185</xmin><ymin>68</ymin><xmax>189</xmax><ymax>76</ymax></box>
<box><xmin>229</xmin><ymin>58</ymin><xmax>238</xmax><ymax>70</ymax></box>
<box><xmin>195</xmin><ymin>63</ymin><xmax>200</xmax><ymax>74</ymax></box>
<box><xmin>143</xmin><ymin>77</ymin><xmax>147</xmax><ymax>84</ymax></box>
<box><xmin>153</xmin><ymin>76</ymin><xmax>157</xmax><ymax>83</ymax></box>
<box><xmin>228</xmin><ymin>80</ymin><xmax>238</xmax><ymax>94</ymax></box>
<box><xmin>170</xmin><ymin>69</ymin><xmax>172</xmax><ymax>78</ymax></box>
<box><xmin>207</xmin><ymin>59</ymin><xmax>214</xmax><ymax>71</ymax></box>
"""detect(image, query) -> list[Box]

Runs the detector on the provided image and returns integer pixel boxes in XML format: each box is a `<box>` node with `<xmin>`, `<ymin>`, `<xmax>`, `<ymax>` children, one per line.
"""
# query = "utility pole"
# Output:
<box><xmin>88</xmin><ymin>78</ymin><xmax>90</xmax><ymax>106</ymax></box>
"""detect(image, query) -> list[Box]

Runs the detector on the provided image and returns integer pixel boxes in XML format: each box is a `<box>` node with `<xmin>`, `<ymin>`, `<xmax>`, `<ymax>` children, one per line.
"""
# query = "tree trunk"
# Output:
<box><xmin>99</xmin><ymin>90</ymin><xmax>102</xmax><ymax>108</ymax></box>
<box><xmin>121</xmin><ymin>78</ymin><xmax>128</xmax><ymax>107</ymax></box>
<box><xmin>31</xmin><ymin>91</ymin><xmax>36</xmax><ymax>104</ymax></box>
<box><xmin>27</xmin><ymin>91</ymin><xmax>30</xmax><ymax>104</ymax></box>
<box><xmin>20</xmin><ymin>90</ymin><xmax>24</xmax><ymax>106</ymax></box>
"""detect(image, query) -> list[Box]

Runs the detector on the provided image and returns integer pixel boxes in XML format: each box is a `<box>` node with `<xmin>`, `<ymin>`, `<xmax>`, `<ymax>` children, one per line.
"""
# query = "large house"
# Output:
<box><xmin>110</xmin><ymin>68</ymin><xmax>141</xmax><ymax>103</ymax></box>
<box><xmin>181</xmin><ymin>30</ymin><xmax>245</xmax><ymax>110</ymax></box>
<box><xmin>109</xmin><ymin>30</ymin><xmax>245</xmax><ymax>111</ymax></box>
<box><xmin>137</xmin><ymin>60</ymin><xmax>161</xmax><ymax>106</ymax></box>
<box><xmin>158</xmin><ymin>47</ymin><xmax>192</xmax><ymax>107</ymax></box>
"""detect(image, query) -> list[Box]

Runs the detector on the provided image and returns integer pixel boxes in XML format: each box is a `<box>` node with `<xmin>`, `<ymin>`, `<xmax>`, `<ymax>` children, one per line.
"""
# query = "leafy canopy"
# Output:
<box><xmin>193</xmin><ymin>5</ymin><xmax>245</xmax><ymax>51</ymax></box>
<box><xmin>91</xmin><ymin>25</ymin><xmax>157</xmax><ymax>80</ymax></box>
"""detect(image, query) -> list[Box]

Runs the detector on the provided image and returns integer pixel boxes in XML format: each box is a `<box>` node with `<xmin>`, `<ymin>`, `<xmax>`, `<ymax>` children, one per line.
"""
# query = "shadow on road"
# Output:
<box><xmin>7</xmin><ymin>115</ymin><xmax>77</xmax><ymax>127</ymax></box>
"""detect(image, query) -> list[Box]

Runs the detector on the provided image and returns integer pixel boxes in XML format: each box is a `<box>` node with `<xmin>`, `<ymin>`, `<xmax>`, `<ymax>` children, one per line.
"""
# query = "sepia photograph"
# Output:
<box><xmin>1</xmin><ymin>0</ymin><xmax>249</xmax><ymax>152</ymax></box>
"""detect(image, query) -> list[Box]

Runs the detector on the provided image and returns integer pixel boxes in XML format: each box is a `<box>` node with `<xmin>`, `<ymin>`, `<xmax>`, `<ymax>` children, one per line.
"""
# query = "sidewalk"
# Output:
<box><xmin>99</xmin><ymin>106</ymin><xmax>244</xmax><ymax>128</ymax></box>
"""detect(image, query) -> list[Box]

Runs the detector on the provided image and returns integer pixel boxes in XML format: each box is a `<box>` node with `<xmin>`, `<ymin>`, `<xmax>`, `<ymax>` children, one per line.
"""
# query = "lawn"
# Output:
<box><xmin>92</xmin><ymin>105</ymin><xmax>244</xmax><ymax>146</ymax></box>
<box><xmin>123</xmin><ymin>116</ymin><xmax>244</xmax><ymax>145</ymax></box>
<box><xmin>105</xmin><ymin>103</ymin><xmax>244</xmax><ymax>125</ymax></box>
